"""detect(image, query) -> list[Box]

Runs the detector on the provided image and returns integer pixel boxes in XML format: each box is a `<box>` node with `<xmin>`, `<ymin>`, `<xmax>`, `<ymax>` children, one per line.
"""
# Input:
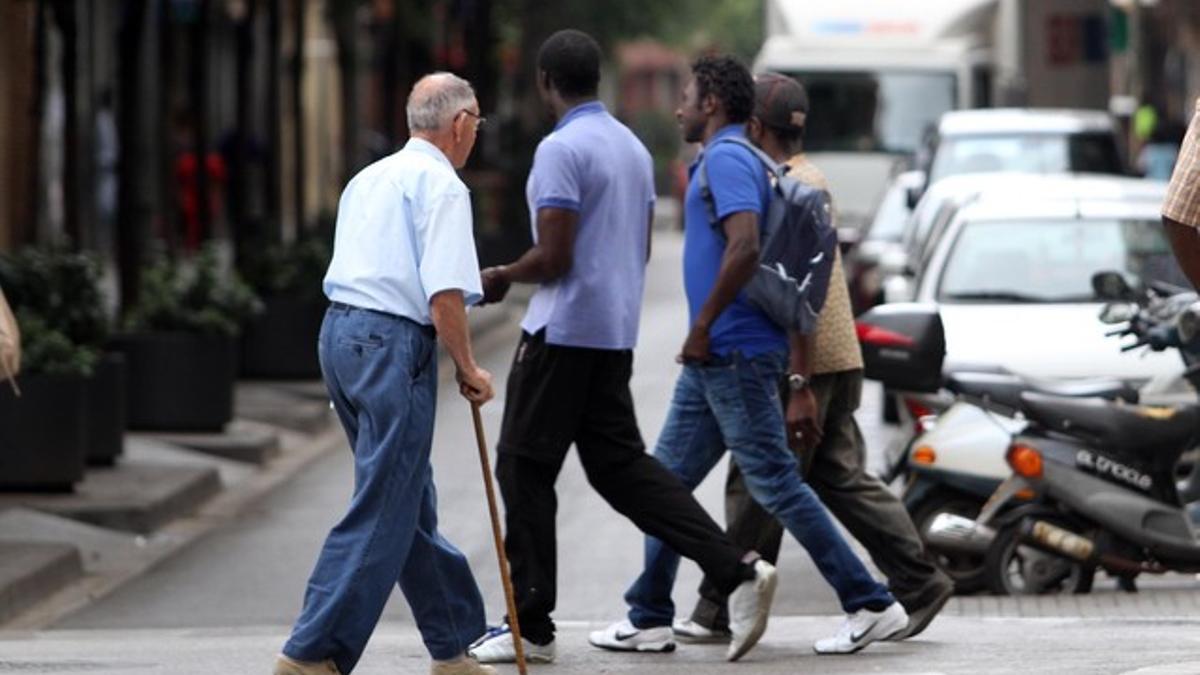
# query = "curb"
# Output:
<box><xmin>0</xmin><ymin>425</ymin><xmax>343</xmax><ymax>631</ymax></box>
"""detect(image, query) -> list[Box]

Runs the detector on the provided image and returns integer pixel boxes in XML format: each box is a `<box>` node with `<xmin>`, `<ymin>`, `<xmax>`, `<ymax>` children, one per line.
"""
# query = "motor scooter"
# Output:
<box><xmin>933</xmin><ymin>273</ymin><xmax>1200</xmax><ymax>595</ymax></box>
<box><xmin>857</xmin><ymin>276</ymin><xmax>1200</xmax><ymax>594</ymax></box>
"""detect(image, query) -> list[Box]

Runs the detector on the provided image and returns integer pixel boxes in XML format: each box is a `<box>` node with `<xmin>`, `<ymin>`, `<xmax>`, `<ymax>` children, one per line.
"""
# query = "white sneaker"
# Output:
<box><xmin>467</xmin><ymin>625</ymin><xmax>556</xmax><ymax>664</ymax></box>
<box><xmin>726</xmin><ymin>559</ymin><xmax>778</xmax><ymax>662</ymax></box>
<box><xmin>672</xmin><ymin>618</ymin><xmax>732</xmax><ymax>644</ymax></box>
<box><xmin>588</xmin><ymin>620</ymin><xmax>675</xmax><ymax>653</ymax></box>
<box><xmin>813</xmin><ymin>602</ymin><xmax>909</xmax><ymax>655</ymax></box>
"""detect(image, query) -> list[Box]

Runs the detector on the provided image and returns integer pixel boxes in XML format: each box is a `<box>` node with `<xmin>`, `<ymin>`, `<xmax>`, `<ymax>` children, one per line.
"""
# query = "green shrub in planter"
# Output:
<box><xmin>238</xmin><ymin>235</ymin><xmax>331</xmax><ymax>379</ymax></box>
<box><xmin>116</xmin><ymin>248</ymin><xmax>262</xmax><ymax>431</ymax></box>
<box><xmin>0</xmin><ymin>247</ymin><xmax>124</xmax><ymax>467</ymax></box>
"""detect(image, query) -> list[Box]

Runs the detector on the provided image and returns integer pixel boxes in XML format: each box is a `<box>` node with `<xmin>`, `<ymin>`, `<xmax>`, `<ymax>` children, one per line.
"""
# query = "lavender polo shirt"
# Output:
<box><xmin>520</xmin><ymin>101</ymin><xmax>655</xmax><ymax>350</ymax></box>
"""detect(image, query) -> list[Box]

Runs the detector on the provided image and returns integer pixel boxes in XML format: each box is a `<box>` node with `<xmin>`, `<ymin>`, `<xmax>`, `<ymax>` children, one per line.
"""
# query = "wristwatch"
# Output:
<box><xmin>786</xmin><ymin>373</ymin><xmax>810</xmax><ymax>392</ymax></box>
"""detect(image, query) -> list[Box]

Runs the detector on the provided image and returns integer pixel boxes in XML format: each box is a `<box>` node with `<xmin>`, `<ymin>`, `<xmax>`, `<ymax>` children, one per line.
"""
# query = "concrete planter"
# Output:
<box><xmin>0</xmin><ymin>373</ymin><xmax>87</xmax><ymax>491</ymax></box>
<box><xmin>239</xmin><ymin>296</ymin><xmax>324</xmax><ymax>380</ymax></box>
<box><xmin>85</xmin><ymin>353</ymin><xmax>127</xmax><ymax>466</ymax></box>
<box><xmin>113</xmin><ymin>332</ymin><xmax>236</xmax><ymax>432</ymax></box>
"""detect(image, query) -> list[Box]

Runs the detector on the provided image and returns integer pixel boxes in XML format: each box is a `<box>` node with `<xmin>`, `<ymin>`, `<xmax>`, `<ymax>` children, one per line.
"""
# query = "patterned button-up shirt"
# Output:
<box><xmin>785</xmin><ymin>154</ymin><xmax>864</xmax><ymax>375</ymax></box>
<box><xmin>1164</xmin><ymin>97</ymin><xmax>1200</xmax><ymax>228</ymax></box>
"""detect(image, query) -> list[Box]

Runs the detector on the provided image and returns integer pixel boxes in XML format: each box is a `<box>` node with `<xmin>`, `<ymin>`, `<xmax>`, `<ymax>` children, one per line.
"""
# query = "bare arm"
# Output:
<box><xmin>1165</xmin><ymin>217</ymin><xmax>1200</xmax><ymax>290</ymax></box>
<box><xmin>481</xmin><ymin>208</ymin><xmax>577</xmax><ymax>303</ymax></box>
<box><xmin>429</xmin><ymin>289</ymin><xmax>493</xmax><ymax>404</ymax></box>
<box><xmin>647</xmin><ymin>204</ymin><xmax>654</xmax><ymax>264</ymax></box>
<box><xmin>678</xmin><ymin>211</ymin><xmax>760</xmax><ymax>363</ymax></box>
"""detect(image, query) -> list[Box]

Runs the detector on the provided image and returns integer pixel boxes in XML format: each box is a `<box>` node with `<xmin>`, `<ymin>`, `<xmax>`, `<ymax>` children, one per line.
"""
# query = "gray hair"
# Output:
<box><xmin>406</xmin><ymin>73</ymin><xmax>477</xmax><ymax>132</ymax></box>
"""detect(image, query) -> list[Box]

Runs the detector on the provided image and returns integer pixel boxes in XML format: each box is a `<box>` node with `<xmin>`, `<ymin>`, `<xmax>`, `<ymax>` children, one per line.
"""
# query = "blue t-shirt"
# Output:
<box><xmin>521</xmin><ymin>102</ymin><xmax>655</xmax><ymax>350</ymax></box>
<box><xmin>683</xmin><ymin>125</ymin><xmax>786</xmax><ymax>356</ymax></box>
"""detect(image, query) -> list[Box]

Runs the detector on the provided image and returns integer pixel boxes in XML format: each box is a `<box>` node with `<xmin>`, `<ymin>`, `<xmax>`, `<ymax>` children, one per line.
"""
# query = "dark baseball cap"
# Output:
<box><xmin>754</xmin><ymin>72</ymin><xmax>809</xmax><ymax>131</ymax></box>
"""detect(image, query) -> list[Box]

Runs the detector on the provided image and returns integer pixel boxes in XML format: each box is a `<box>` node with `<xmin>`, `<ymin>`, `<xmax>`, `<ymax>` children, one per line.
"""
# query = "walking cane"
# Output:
<box><xmin>470</xmin><ymin>401</ymin><xmax>528</xmax><ymax>675</ymax></box>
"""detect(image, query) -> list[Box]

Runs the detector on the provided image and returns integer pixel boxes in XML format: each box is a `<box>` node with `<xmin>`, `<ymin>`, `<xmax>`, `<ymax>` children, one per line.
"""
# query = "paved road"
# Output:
<box><xmin>59</xmin><ymin>231</ymin><xmax>849</xmax><ymax>632</ymax></box>
<box><xmin>10</xmin><ymin>617</ymin><xmax>1200</xmax><ymax>674</ymax></box>
<box><xmin>45</xmin><ymin>230</ymin><xmax>1200</xmax><ymax>673</ymax></box>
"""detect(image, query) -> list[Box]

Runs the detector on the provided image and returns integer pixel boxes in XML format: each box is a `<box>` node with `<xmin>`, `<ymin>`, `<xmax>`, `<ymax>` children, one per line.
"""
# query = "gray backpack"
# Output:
<box><xmin>697</xmin><ymin>136</ymin><xmax>837</xmax><ymax>335</ymax></box>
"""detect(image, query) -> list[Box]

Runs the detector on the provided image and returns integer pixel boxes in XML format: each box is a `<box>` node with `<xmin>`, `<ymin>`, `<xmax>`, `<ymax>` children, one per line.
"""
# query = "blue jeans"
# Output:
<box><xmin>283</xmin><ymin>305</ymin><xmax>486</xmax><ymax>672</ymax></box>
<box><xmin>625</xmin><ymin>350</ymin><xmax>894</xmax><ymax>628</ymax></box>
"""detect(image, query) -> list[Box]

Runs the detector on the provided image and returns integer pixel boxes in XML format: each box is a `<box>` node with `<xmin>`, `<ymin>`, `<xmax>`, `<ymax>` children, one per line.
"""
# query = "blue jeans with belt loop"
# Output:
<box><xmin>624</xmin><ymin>350</ymin><xmax>895</xmax><ymax>629</ymax></box>
<box><xmin>283</xmin><ymin>304</ymin><xmax>486</xmax><ymax>673</ymax></box>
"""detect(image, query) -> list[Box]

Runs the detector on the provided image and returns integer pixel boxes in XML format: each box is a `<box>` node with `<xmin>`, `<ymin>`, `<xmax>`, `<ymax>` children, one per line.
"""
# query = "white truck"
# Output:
<box><xmin>755</xmin><ymin>0</ymin><xmax>1112</xmax><ymax>233</ymax></box>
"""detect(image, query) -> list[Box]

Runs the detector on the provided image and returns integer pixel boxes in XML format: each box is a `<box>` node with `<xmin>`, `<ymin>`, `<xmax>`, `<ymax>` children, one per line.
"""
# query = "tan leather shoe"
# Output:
<box><xmin>430</xmin><ymin>656</ymin><xmax>498</xmax><ymax>675</ymax></box>
<box><xmin>273</xmin><ymin>654</ymin><xmax>341</xmax><ymax>675</ymax></box>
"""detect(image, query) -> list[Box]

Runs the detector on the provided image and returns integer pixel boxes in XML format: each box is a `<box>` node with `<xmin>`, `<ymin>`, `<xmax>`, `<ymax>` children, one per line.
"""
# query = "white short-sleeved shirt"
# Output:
<box><xmin>323</xmin><ymin>138</ymin><xmax>483</xmax><ymax>324</ymax></box>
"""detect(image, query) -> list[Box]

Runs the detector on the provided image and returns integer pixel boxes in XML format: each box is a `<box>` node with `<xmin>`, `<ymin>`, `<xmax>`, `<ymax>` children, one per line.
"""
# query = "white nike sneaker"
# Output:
<box><xmin>588</xmin><ymin>620</ymin><xmax>675</xmax><ymax>653</ymax></box>
<box><xmin>726</xmin><ymin>559</ymin><xmax>778</xmax><ymax>662</ymax></box>
<box><xmin>467</xmin><ymin>625</ymin><xmax>556</xmax><ymax>664</ymax></box>
<box><xmin>672</xmin><ymin>618</ymin><xmax>732</xmax><ymax>644</ymax></box>
<box><xmin>813</xmin><ymin>602</ymin><xmax>909</xmax><ymax>655</ymax></box>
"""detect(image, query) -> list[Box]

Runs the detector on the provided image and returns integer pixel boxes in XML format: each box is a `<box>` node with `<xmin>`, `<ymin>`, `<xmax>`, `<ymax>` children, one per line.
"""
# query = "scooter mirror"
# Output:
<box><xmin>1099</xmin><ymin>302</ymin><xmax>1136</xmax><ymax>324</ymax></box>
<box><xmin>1092</xmin><ymin>271</ymin><xmax>1137</xmax><ymax>302</ymax></box>
<box><xmin>1177</xmin><ymin>301</ymin><xmax>1200</xmax><ymax>344</ymax></box>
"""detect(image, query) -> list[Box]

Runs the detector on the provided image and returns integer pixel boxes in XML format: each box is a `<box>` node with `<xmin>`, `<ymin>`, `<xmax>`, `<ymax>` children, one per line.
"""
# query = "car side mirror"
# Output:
<box><xmin>1099</xmin><ymin>303</ymin><xmax>1136</xmax><ymax>325</ymax></box>
<box><xmin>1092</xmin><ymin>271</ymin><xmax>1137</xmax><ymax>302</ymax></box>
<box><xmin>905</xmin><ymin>185</ymin><xmax>922</xmax><ymax>210</ymax></box>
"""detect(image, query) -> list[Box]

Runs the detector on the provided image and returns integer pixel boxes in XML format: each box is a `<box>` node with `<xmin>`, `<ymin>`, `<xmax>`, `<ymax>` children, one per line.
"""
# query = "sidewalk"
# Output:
<box><xmin>0</xmin><ymin>304</ymin><xmax>520</xmax><ymax>630</ymax></box>
<box><xmin>1</xmin><ymin>615</ymin><xmax>1197</xmax><ymax>674</ymax></box>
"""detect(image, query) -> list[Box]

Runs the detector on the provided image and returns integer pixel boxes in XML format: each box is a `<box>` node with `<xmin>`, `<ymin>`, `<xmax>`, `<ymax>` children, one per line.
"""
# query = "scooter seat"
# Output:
<box><xmin>1020</xmin><ymin>392</ymin><xmax>1200</xmax><ymax>464</ymax></box>
<box><xmin>944</xmin><ymin>372</ymin><xmax>1138</xmax><ymax>412</ymax></box>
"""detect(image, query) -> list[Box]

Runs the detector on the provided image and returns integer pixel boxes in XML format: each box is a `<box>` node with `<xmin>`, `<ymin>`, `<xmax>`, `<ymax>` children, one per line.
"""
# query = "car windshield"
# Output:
<box><xmin>938</xmin><ymin>218</ymin><xmax>1188</xmax><ymax>303</ymax></box>
<box><xmin>789</xmin><ymin>71</ymin><xmax>956</xmax><ymax>154</ymax></box>
<box><xmin>866</xmin><ymin>179</ymin><xmax>911</xmax><ymax>242</ymax></box>
<box><xmin>929</xmin><ymin>133</ymin><xmax>1123</xmax><ymax>184</ymax></box>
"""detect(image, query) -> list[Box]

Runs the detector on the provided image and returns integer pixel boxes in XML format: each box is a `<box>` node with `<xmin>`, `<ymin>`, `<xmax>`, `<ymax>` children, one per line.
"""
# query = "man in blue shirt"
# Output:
<box><xmin>276</xmin><ymin>73</ymin><xmax>496</xmax><ymax>675</ymax></box>
<box><xmin>600</xmin><ymin>55</ymin><xmax>909</xmax><ymax>656</ymax></box>
<box><xmin>467</xmin><ymin>30</ymin><xmax>774</xmax><ymax>665</ymax></box>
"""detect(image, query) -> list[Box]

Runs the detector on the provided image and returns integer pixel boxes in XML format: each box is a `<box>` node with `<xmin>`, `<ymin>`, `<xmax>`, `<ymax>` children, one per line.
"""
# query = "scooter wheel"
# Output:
<box><xmin>911</xmin><ymin>489</ymin><xmax>987</xmax><ymax>595</ymax></box>
<box><xmin>984</xmin><ymin>517</ymin><xmax>1095</xmax><ymax>596</ymax></box>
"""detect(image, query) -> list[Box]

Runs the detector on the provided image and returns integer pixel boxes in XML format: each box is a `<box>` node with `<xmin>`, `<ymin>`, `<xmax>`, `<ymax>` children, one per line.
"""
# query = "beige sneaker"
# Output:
<box><xmin>273</xmin><ymin>654</ymin><xmax>340</xmax><ymax>675</ymax></box>
<box><xmin>430</xmin><ymin>656</ymin><xmax>498</xmax><ymax>675</ymax></box>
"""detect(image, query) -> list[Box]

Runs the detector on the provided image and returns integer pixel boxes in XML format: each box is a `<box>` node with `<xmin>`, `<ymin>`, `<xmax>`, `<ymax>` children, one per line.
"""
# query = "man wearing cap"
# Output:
<box><xmin>1165</xmin><ymin>97</ymin><xmax>1200</xmax><ymax>288</ymax></box>
<box><xmin>673</xmin><ymin>72</ymin><xmax>954</xmax><ymax>646</ymax></box>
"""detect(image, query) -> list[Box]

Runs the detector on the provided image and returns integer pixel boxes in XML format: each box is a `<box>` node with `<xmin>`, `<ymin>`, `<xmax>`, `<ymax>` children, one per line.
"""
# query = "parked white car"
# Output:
<box><xmin>919</xmin><ymin>108</ymin><xmax>1126</xmax><ymax>194</ymax></box>
<box><xmin>913</xmin><ymin>174</ymin><xmax>1185</xmax><ymax>386</ymax></box>
<box><xmin>885</xmin><ymin>171</ymin><xmax>1166</xmax><ymax>304</ymax></box>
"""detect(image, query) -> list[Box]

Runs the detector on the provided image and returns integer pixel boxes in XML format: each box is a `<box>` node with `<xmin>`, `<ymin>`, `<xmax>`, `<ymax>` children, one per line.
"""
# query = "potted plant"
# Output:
<box><xmin>0</xmin><ymin>313</ymin><xmax>95</xmax><ymax>491</ymax></box>
<box><xmin>115</xmin><ymin>248</ymin><xmax>262</xmax><ymax>431</ymax></box>
<box><xmin>0</xmin><ymin>247</ymin><xmax>125</xmax><ymax>466</ymax></box>
<box><xmin>238</xmin><ymin>232</ymin><xmax>331</xmax><ymax>379</ymax></box>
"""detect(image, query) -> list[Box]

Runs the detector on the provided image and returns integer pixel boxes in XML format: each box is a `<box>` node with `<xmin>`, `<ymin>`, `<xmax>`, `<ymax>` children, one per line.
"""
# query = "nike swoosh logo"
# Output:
<box><xmin>614</xmin><ymin>630</ymin><xmax>640</xmax><ymax>641</ymax></box>
<box><xmin>850</xmin><ymin>619</ymin><xmax>879</xmax><ymax>643</ymax></box>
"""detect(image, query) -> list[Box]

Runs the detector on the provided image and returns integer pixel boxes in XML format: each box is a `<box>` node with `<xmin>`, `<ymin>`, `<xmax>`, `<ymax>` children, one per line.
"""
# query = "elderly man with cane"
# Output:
<box><xmin>274</xmin><ymin>73</ymin><xmax>498</xmax><ymax>675</ymax></box>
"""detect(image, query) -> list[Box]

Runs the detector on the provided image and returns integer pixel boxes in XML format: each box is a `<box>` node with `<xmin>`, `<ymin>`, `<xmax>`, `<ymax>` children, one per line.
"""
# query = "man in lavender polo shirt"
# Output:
<box><xmin>467</xmin><ymin>29</ymin><xmax>774</xmax><ymax>665</ymax></box>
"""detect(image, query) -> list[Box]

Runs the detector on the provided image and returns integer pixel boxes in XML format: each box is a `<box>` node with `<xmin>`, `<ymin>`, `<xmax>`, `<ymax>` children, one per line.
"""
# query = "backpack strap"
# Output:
<box><xmin>696</xmin><ymin>136</ymin><xmax>787</xmax><ymax>231</ymax></box>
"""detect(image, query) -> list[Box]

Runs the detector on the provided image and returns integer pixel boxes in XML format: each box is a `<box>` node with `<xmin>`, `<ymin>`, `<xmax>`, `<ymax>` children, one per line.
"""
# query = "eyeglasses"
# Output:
<box><xmin>458</xmin><ymin>108</ymin><xmax>486</xmax><ymax>130</ymax></box>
